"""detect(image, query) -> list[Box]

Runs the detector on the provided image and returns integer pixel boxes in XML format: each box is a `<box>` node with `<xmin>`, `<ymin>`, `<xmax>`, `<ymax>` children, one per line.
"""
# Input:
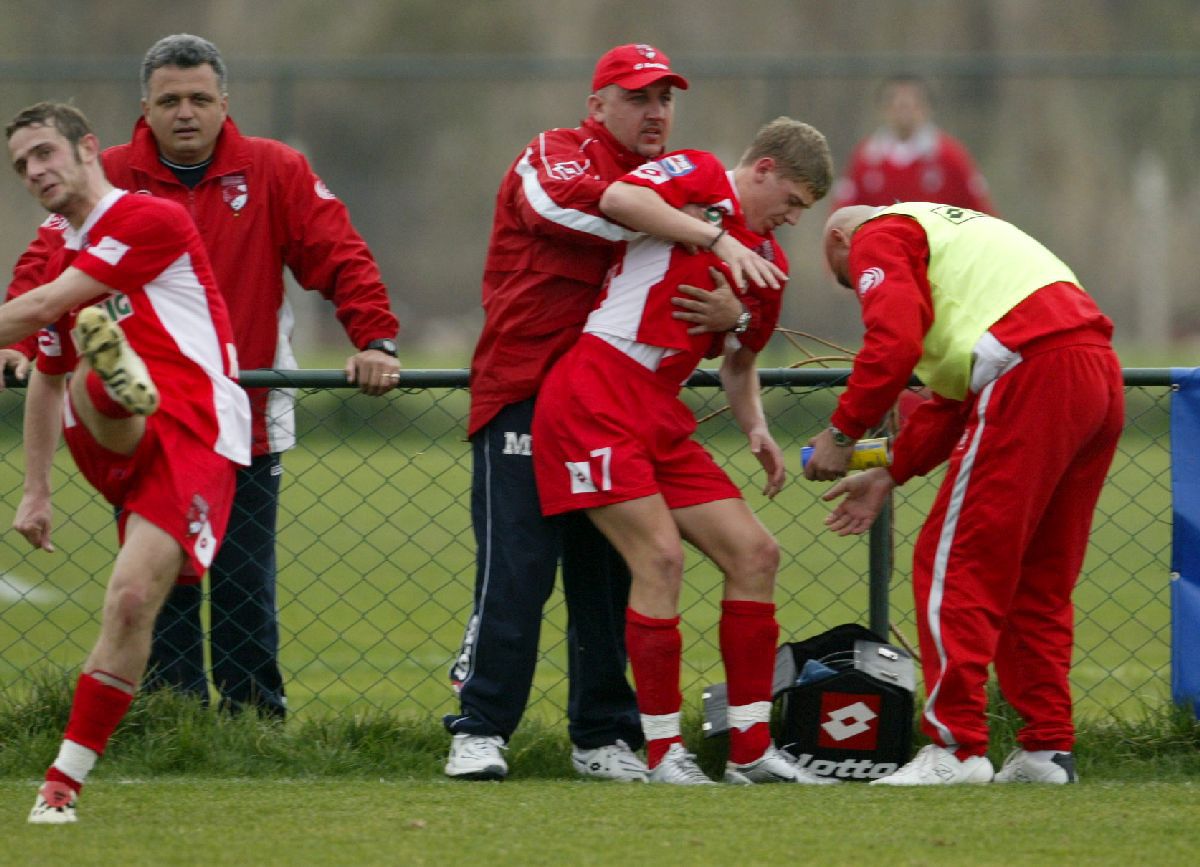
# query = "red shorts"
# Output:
<box><xmin>533</xmin><ymin>335</ymin><xmax>740</xmax><ymax>516</ymax></box>
<box><xmin>63</xmin><ymin>396</ymin><xmax>237</xmax><ymax>583</ymax></box>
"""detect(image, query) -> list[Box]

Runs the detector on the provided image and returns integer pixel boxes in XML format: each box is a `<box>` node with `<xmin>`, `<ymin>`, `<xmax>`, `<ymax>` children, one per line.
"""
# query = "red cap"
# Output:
<box><xmin>591</xmin><ymin>43</ymin><xmax>689</xmax><ymax>93</ymax></box>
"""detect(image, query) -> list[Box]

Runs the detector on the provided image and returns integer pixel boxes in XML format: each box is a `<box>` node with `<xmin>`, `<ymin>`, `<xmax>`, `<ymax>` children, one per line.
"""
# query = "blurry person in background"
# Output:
<box><xmin>832</xmin><ymin>74</ymin><xmax>995</xmax><ymax>214</ymax></box>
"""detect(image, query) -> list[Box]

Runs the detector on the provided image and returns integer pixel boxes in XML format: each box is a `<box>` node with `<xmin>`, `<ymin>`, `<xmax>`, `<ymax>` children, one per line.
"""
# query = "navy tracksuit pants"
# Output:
<box><xmin>444</xmin><ymin>398</ymin><xmax>643</xmax><ymax>749</ymax></box>
<box><xmin>144</xmin><ymin>452</ymin><xmax>287</xmax><ymax>718</ymax></box>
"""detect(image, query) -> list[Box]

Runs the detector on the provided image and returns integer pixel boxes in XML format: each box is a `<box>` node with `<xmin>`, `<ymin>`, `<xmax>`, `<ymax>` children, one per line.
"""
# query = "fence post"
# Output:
<box><xmin>867</xmin><ymin>496</ymin><xmax>894</xmax><ymax>638</ymax></box>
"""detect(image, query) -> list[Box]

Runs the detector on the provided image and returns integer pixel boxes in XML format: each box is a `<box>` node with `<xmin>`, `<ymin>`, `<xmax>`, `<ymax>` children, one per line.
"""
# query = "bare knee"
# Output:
<box><xmin>628</xmin><ymin>542</ymin><xmax>686</xmax><ymax>615</ymax></box>
<box><xmin>726</xmin><ymin>532</ymin><xmax>780</xmax><ymax>599</ymax></box>
<box><xmin>640</xmin><ymin>543</ymin><xmax>686</xmax><ymax>591</ymax></box>
<box><xmin>104</xmin><ymin>581</ymin><xmax>158</xmax><ymax>635</ymax></box>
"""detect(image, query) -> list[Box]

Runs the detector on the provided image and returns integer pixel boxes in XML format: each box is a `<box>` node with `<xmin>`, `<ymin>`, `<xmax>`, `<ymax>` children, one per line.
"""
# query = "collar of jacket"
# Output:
<box><xmin>125</xmin><ymin>115</ymin><xmax>252</xmax><ymax>183</ymax></box>
<box><xmin>580</xmin><ymin>117</ymin><xmax>649</xmax><ymax>173</ymax></box>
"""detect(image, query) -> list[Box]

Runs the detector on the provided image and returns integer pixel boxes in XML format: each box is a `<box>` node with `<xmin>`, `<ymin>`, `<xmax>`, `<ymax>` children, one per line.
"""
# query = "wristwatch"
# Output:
<box><xmin>730</xmin><ymin>308</ymin><xmax>752</xmax><ymax>335</ymax></box>
<box><xmin>827</xmin><ymin>425</ymin><xmax>856</xmax><ymax>447</ymax></box>
<box><xmin>364</xmin><ymin>338</ymin><xmax>398</xmax><ymax>357</ymax></box>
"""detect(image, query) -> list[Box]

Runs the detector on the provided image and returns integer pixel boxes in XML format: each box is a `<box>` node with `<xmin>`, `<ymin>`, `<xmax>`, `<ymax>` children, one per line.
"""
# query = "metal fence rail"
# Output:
<box><xmin>0</xmin><ymin>369</ymin><xmax>1173</xmax><ymax>724</ymax></box>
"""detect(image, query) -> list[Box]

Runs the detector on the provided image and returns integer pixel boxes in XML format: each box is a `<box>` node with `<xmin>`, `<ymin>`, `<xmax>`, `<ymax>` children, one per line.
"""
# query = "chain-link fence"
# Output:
<box><xmin>0</xmin><ymin>369</ymin><xmax>1173</xmax><ymax>724</ymax></box>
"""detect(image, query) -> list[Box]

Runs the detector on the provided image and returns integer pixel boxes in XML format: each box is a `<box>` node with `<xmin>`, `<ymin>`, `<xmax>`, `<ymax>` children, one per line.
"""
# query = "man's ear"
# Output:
<box><xmin>77</xmin><ymin>132</ymin><xmax>102</xmax><ymax>163</ymax></box>
<box><xmin>586</xmin><ymin>92</ymin><xmax>604</xmax><ymax>123</ymax></box>
<box><xmin>753</xmin><ymin>156</ymin><xmax>776</xmax><ymax>181</ymax></box>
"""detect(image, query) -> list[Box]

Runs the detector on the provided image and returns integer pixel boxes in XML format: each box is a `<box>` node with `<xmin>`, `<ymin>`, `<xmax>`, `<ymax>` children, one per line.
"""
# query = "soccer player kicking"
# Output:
<box><xmin>533</xmin><ymin>118</ymin><xmax>836</xmax><ymax>784</ymax></box>
<box><xmin>4</xmin><ymin>102</ymin><xmax>249</xmax><ymax>823</ymax></box>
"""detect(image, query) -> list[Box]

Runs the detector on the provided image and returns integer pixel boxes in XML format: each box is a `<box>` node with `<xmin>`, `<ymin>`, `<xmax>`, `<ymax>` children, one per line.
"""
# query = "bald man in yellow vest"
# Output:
<box><xmin>806</xmin><ymin>203</ymin><xmax>1123</xmax><ymax>786</ymax></box>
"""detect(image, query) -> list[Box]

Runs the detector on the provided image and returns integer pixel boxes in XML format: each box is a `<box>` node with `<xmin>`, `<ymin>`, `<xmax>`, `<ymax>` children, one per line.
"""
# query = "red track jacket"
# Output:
<box><xmin>468</xmin><ymin>118</ymin><xmax>648</xmax><ymax>436</ymax></box>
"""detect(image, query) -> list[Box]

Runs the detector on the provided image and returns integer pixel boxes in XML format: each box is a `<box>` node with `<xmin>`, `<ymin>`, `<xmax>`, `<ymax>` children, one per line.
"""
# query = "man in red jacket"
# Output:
<box><xmin>806</xmin><ymin>203</ymin><xmax>1122</xmax><ymax>785</ymax></box>
<box><xmin>832</xmin><ymin>75</ymin><xmax>995</xmax><ymax>215</ymax></box>
<box><xmin>446</xmin><ymin>44</ymin><xmax>776</xmax><ymax>780</ymax></box>
<box><xmin>5</xmin><ymin>34</ymin><xmax>400</xmax><ymax>719</ymax></box>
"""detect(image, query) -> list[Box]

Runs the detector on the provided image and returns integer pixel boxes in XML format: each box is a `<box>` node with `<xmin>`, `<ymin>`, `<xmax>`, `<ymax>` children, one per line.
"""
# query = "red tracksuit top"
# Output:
<box><xmin>468</xmin><ymin>118</ymin><xmax>648</xmax><ymax>436</ymax></box>
<box><xmin>8</xmin><ymin>117</ymin><xmax>398</xmax><ymax>457</ymax></box>
<box><xmin>833</xmin><ymin>125</ymin><xmax>995</xmax><ymax>215</ymax></box>
<box><xmin>831</xmin><ymin>215</ymin><xmax>1113</xmax><ymax>483</ymax></box>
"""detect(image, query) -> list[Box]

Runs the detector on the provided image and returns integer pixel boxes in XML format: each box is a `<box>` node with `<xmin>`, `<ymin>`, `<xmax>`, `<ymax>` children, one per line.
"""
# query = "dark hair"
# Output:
<box><xmin>5</xmin><ymin>101</ymin><xmax>93</xmax><ymax>145</ymax></box>
<box><xmin>141</xmin><ymin>33</ymin><xmax>227</xmax><ymax>97</ymax></box>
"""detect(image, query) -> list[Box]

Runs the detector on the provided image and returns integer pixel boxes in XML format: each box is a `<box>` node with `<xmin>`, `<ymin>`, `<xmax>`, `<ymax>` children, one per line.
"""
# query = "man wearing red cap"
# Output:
<box><xmin>446</xmin><ymin>43</ymin><xmax>778</xmax><ymax>781</ymax></box>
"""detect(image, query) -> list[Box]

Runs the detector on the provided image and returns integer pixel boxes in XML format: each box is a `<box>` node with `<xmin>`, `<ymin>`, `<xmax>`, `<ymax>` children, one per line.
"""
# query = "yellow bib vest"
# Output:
<box><xmin>865</xmin><ymin>203</ymin><xmax>1082</xmax><ymax>399</ymax></box>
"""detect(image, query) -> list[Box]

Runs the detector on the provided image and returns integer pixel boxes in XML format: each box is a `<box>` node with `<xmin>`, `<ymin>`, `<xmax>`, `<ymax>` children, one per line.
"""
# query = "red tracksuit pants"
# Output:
<box><xmin>912</xmin><ymin>342</ymin><xmax>1124</xmax><ymax>757</ymax></box>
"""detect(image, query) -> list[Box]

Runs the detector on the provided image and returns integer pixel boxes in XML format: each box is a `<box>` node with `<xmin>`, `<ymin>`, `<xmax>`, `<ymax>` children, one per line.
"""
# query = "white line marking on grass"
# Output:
<box><xmin>0</xmin><ymin>573</ymin><xmax>62</xmax><ymax>605</ymax></box>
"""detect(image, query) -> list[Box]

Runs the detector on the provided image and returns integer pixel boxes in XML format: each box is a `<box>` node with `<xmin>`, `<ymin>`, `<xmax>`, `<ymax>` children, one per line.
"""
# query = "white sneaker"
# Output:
<box><xmin>572</xmin><ymin>739</ymin><xmax>648</xmax><ymax>782</ymax></box>
<box><xmin>28</xmin><ymin>781</ymin><xmax>77</xmax><ymax>824</ymax></box>
<box><xmin>444</xmin><ymin>733</ymin><xmax>508</xmax><ymax>780</ymax></box>
<box><xmin>725</xmin><ymin>745</ymin><xmax>840</xmax><ymax>785</ymax></box>
<box><xmin>870</xmin><ymin>744</ymin><xmax>994</xmax><ymax>786</ymax></box>
<box><xmin>647</xmin><ymin>743</ymin><xmax>716</xmax><ymax>786</ymax></box>
<box><xmin>72</xmin><ymin>306</ymin><xmax>159</xmax><ymax>416</ymax></box>
<box><xmin>994</xmin><ymin>749</ymin><xmax>1077</xmax><ymax>784</ymax></box>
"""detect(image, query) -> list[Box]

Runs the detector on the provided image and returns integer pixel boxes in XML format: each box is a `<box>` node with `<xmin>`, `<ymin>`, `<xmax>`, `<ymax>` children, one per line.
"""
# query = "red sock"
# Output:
<box><xmin>84</xmin><ymin>369</ymin><xmax>133</xmax><ymax>419</ymax></box>
<box><xmin>47</xmin><ymin>671</ymin><xmax>136</xmax><ymax>792</ymax></box>
<box><xmin>626</xmin><ymin>607</ymin><xmax>683</xmax><ymax>768</ymax></box>
<box><xmin>720</xmin><ymin>599</ymin><xmax>778</xmax><ymax>764</ymax></box>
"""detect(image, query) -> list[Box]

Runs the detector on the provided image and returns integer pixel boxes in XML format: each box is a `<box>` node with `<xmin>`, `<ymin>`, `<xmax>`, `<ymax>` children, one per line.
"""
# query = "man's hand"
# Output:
<box><xmin>803</xmin><ymin>427</ymin><xmax>855</xmax><ymax>481</ymax></box>
<box><xmin>711</xmin><ymin>233</ymin><xmax>786</xmax><ymax>291</ymax></box>
<box><xmin>345</xmin><ymin>349</ymin><xmax>402</xmax><ymax>396</ymax></box>
<box><xmin>822</xmin><ymin>467</ymin><xmax>896</xmax><ymax>536</ymax></box>
<box><xmin>0</xmin><ymin>349</ymin><xmax>31</xmax><ymax>391</ymax></box>
<box><xmin>749</xmin><ymin>427</ymin><xmax>786</xmax><ymax>498</ymax></box>
<box><xmin>673</xmin><ymin>268</ymin><xmax>742</xmax><ymax>334</ymax></box>
<box><xmin>13</xmin><ymin>492</ymin><xmax>54</xmax><ymax>552</ymax></box>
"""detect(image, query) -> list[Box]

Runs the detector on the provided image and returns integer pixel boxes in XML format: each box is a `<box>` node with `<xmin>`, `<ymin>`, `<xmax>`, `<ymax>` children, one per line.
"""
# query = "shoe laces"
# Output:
<box><xmin>457</xmin><ymin>735</ymin><xmax>505</xmax><ymax>759</ymax></box>
<box><xmin>896</xmin><ymin>744</ymin><xmax>940</xmax><ymax>776</ymax></box>
<box><xmin>662</xmin><ymin>748</ymin><xmax>708</xmax><ymax>783</ymax></box>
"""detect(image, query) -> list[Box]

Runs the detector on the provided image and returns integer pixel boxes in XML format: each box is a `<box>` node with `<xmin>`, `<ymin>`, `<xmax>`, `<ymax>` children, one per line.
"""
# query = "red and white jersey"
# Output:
<box><xmin>832</xmin><ymin>124</ymin><xmax>995</xmax><ymax>215</ymax></box>
<box><xmin>38</xmin><ymin>190</ymin><xmax>250</xmax><ymax>466</ymax></box>
<box><xmin>585</xmin><ymin>150</ymin><xmax>786</xmax><ymax>385</ymax></box>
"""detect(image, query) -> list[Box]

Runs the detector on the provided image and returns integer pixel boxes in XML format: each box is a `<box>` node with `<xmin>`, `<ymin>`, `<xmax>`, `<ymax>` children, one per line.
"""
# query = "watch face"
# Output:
<box><xmin>369</xmin><ymin>339</ymin><xmax>397</xmax><ymax>355</ymax></box>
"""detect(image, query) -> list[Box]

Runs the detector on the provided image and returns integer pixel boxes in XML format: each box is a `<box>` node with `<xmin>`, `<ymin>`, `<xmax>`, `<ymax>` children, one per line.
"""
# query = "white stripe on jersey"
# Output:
<box><xmin>144</xmin><ymin>252</ymin><xmax>251</xmax><ymax>466</ymax></box>
<box><xmin>517</xmin><ymin>138</ymin><xmax>635</xmax><ymax>242</ymax></box>
<box><xmin>584</xmin><ymin>234</ymin><xmax>673</xmax><ymax>342</ymax></box>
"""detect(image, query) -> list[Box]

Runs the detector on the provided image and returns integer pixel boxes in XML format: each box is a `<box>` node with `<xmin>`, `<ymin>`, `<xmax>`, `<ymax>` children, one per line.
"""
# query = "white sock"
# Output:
<box><xmin>52</xmin><ymin>739</ymin><xmax>99</xmax><ymax>786</ymax></box>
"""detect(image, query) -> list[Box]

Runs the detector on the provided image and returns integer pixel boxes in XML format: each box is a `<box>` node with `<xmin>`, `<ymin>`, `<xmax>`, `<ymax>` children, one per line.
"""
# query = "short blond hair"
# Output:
<box><xmin>739</xmin><ymin>117</ymin><xmax>833</xmax><ymax>201</ymax></box>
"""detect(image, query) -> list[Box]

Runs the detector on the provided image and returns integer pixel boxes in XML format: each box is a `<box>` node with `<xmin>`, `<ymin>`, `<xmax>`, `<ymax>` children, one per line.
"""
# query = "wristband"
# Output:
<box><xmin>706</xmin><ymin>228</ymin><xmax>727</xmax><ymax>251</ymax></box>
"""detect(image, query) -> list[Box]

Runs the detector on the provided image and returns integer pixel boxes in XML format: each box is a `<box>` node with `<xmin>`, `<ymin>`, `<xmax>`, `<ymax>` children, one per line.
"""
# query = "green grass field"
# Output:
<box><xmin>0</xmin><ymin>682</ymin><xmax>1197</xmax><ymax>866</ymax></box>
<box><xmin>2</xmin><ymin>778</ymin><xmax>1197</xmax><ymax>866</ymax></box>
